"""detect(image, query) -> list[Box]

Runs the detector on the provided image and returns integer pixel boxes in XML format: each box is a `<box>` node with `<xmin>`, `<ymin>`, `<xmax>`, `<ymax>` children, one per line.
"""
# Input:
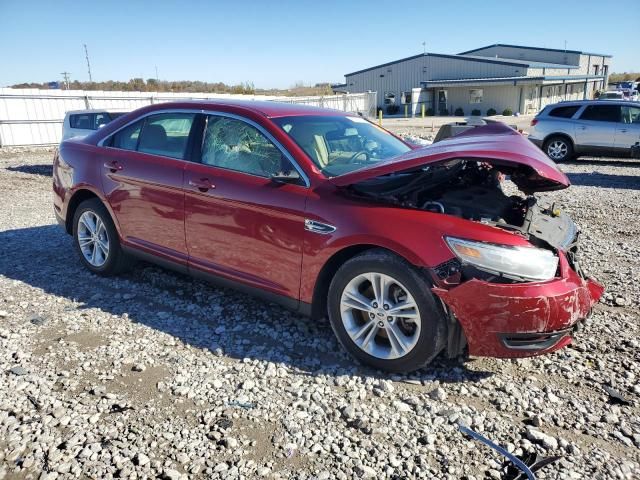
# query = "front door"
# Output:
<box><xmin>184</xmin><ymin>114</ymin><xmax>308</xmax><ymax>300</ymax></box>
<box><xmin>100</xmin><ymin>112</ymin><xmax>197</xmax><ymax>264</ymax></box>
<box><xmin>437</xmin><ymin>90</ymin><xmax>448</xmax><ymax>115</ymax></box>
<box><xmin>574</xmin><ymin>104</ymin><xmax>620</xmax><ymax>151</ymax></box>
<box><xmin>615</xmin><ymin>105</ymin><xmax>640</xmax><ymax>151</ymax></box>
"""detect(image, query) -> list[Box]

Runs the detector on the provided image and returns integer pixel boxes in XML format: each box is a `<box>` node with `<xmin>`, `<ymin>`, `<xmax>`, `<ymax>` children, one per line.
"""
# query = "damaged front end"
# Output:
<box><xmin>338</xmin><ymin>126</ymin><xmax>604</xmax><ymax>359</ymax></box>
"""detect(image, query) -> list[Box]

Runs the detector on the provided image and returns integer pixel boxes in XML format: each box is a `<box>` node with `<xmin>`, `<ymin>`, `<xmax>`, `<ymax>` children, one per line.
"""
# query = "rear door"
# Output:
<box><xmin>615</xmin><ymin>105</ymin><xmax>640</xmax><ymax>151</ymax></box>
<box><xmin>574</xmin><ymin>104</ymin><xmax>620</xmax><ymax>151</ymax></box>
<box><xmin>183</xmin><ymin>113</ymin><xmax>308</xmax><ymax>300</ymax></box>
<box><xmin>99</xmin><ymin>111</ymin><xmax>199</xmax><ymax>265</ymax></box>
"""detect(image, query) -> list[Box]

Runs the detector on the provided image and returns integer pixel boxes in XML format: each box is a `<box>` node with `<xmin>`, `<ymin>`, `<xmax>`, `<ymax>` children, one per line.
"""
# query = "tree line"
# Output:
<box><xmin>9</xmin><ymin>79</ymin><xmax>336</xmax><ymax>96</ymax></box>
<box><xmin>11</xmin><ymin>78</ymin><xmax>257</xmax><ymax>94</ymax></box>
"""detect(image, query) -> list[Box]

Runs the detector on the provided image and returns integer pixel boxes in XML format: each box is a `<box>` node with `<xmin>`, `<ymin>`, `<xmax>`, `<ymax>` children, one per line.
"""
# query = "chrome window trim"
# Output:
<box><xmin>97</xmin><ymin>108</ymin><xmax>310</xmax><ymax>188</ymax></box>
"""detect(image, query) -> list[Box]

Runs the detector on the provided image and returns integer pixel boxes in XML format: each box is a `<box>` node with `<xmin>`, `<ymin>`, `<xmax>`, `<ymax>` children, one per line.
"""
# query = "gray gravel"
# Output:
<box><xmin>1</xmin><ymin>145</ymin><xmax>639</xmax><ymax>479</ymax></box>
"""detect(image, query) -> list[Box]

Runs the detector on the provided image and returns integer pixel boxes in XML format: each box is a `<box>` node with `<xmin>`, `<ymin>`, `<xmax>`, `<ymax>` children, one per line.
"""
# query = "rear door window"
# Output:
<box><xmin>621</xmin><ymin>106</ymin><xmax>640</xmax><ymax>124</ymax></box>
<box><xmin>137</xmin><ymin>113</ymin><xmax>196</xmax><ymax>159</ymax></box>
<box><xmin>94</xmin><ymin>113</ymin><xmax>111</xmax><ymax>129</ymax></box>
<box><xmin>548</xmin><ymin>105</ymin><xmax>580</xmax><ymax>118</ymax></box>
<box><xmin>111</xmin><ymin>120</ymin><xmax>143</xmax><ymax>151</ymax></box>
<box><xmin>579</xmin><ymin>105</ymin><xmax>621</xmax><ymax>122</ymax></box>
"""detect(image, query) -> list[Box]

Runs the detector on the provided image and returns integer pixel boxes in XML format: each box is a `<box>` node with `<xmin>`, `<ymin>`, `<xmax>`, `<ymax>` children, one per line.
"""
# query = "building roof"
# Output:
<box><xmin>345</xmin><ymin>52</ymin><xmax>540</xmax><ymax>77</ymax></box>
<box><xmin>458</xmin><ymin>43</ymin><xmax>612</xmax><ymax>58</ymax></box>
<box><xmin>344</xmin><ymin>51</ymin><xmax>579</xmax><ymax>78</ymax></box>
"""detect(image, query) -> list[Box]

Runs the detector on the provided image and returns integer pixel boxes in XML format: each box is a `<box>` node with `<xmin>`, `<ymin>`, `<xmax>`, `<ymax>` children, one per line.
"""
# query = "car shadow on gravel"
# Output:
<box><xmin>0</xmin><ymin>224</ymin><xmax>493</xmax><ymax>383</ymax></box>
<box><xmin>6</xmin><ymin>164</ymin><xmax>53</xmax><ymax>176</ymax></box>
<box><xmin>566</xmin><ymin>172</ymin><xmax>640</xmax><ymax>189</ymax></box>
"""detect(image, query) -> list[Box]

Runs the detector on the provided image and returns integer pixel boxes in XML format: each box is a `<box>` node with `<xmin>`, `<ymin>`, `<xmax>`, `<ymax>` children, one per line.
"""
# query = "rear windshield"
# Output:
<box><xmin>272</xmin><ymin>115</ymin><xmax>411</xmax><ymax>177</ymax></box>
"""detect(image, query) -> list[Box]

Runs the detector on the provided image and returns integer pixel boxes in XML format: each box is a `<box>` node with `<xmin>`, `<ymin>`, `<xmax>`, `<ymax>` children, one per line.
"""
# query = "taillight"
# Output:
<box><xmin>530</xmin><ymin>118</ymin><xmax>539</xmax><ymax>127</ymax></box>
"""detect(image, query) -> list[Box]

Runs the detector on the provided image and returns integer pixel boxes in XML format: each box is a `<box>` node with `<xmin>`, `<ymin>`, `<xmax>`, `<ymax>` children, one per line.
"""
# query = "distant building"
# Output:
<box><xmin>333</xmin><ymin>44</ymin><xmax>611</xmax><ymax>116</ymax></box>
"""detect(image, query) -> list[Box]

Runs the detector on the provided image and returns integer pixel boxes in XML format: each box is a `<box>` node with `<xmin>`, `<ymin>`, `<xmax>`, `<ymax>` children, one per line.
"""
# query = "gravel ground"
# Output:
<box><xmin>0</xmin><ymin>144</ymin><xmax>639</xmax><ymax>480</ymax></box>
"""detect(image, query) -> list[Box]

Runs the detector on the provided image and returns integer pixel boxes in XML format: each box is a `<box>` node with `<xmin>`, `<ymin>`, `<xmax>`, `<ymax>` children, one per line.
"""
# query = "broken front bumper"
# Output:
<box><xmin>433</xmin><ymin>253</ymin><xmax>604</xmax><ymax>358</ymax></box>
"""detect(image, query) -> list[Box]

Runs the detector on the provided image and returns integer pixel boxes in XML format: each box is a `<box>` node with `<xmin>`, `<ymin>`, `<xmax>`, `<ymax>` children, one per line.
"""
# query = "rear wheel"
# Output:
<box><xmin>327</xmin><ymin>249</ymin><xmax>446</xmax><ymax>373</ymax></box>
<box><xmin>544</xmin><ymin>136</ymin><xmax>573</xmax><ymax>162</ymax></box>
<box><xmin>72</xmin><ymin>198</ymin><xmax>131</xmax><ymax>275</ymax></box>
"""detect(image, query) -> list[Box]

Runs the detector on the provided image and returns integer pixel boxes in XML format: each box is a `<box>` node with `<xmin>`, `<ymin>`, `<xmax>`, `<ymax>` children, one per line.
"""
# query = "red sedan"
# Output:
<box><xmin>52</xmin><ymin>100</ymin><xmax>603</xmax><ymax>372</ymax></box>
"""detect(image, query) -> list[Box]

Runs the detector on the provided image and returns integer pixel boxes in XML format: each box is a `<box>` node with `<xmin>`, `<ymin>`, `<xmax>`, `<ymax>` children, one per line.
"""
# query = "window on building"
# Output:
<box><xmin>469</xmin><ymin>89</ymin><xmax>483</xmax><ymax>103</ymax></box>
<box><xmin>384</xmin><ymin>92</ymin><xmax>396</xmax><ymax>105</ymax></box>
<box><xmin>579</xmin><ymin>105</ymin><xmax>621</xmax><ymax>122</ymax></box>
<box><xmin>401</xmin><ymin>91</ymin><xmax>412</xmax><ymax>104</ymax></box>
<box><xmin>201</xmin><ymin>116</ymin><xmax>291</xmax><ymax>178</ymax></box>
<box><xmin>548</xmin><ymin>105</ymin><xmax>580</xmax><ymax>118</ymax></box>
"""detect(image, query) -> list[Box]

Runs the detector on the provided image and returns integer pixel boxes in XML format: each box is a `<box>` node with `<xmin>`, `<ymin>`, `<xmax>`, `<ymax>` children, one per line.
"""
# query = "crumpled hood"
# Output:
<box><xmin>330</xmin><ymin>123</ymin><xmax>570</xmax><ymax>193</ymax></box>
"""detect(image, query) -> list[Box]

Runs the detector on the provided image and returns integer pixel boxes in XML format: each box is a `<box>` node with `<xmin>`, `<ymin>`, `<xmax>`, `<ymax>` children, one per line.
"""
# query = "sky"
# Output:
<box><xmin>1</xmin><ymin>0</ymin><xmax>638</xmax><ymax>89</ymax></box>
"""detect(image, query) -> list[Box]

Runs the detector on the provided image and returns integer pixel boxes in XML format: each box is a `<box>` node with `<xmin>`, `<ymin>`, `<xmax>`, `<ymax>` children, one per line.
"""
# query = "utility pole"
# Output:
<box><xmin>422</xmin><ymin>41</ymin><xmax>426</xmax><ymax>54</ymax></box>
<box><xmin>60</xmin><ymin>72</ymin><xmax>71</xmax><ymax>89</ymax></box>
<box><xmin>155</xmin><ymin>66</ymin><xmax>159</xmax><ymax>82</ymax></box>
<box><xmin>84</xmin><ymin>44</ymin><xmax>93</xmax><ymax>82</ymax></box>
<box><xmin>564</xmin><ymin>40</ymin><xmax>567</xmax><ymax>52</ymax></box>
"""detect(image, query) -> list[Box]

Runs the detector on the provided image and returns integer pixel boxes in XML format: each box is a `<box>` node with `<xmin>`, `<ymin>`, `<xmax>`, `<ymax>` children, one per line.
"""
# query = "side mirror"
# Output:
<box><xmin>271</xmin><ymin>169</ymin><xmax>301</xmax><ymax>184</ymax></box>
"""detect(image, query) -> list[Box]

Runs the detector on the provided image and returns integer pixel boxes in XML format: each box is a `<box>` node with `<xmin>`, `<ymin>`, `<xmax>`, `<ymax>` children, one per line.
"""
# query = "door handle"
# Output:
<box><xmin>103</xmin><ymin>161</ymin><xmax>123</xmax><ymax>172</ymax></box>
<box><xmin>579</xmin><ymin>126</ymin><xmax>587</xmax><ymax>130</ymax></box>
<box><xmin>619</xmin><ymin>129</ymin><xmax>628</xmax><ymax>133</ymax></box>
<box><xmin>188</xmin><ymin>178</ymin><xmax>215</xmax><ymax>192</ymax></box>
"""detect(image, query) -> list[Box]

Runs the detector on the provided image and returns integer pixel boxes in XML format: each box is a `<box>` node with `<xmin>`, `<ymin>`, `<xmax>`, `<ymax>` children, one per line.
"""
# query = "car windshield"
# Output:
<box><xmin>273</xmin><ymin>115</ymin><xmax>411</xmax><ymax>177</ymax></box>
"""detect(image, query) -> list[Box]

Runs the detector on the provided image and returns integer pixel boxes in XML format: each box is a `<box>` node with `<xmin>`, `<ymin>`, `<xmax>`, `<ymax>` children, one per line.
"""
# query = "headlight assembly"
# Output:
<box><xmin>445</xmin><ymin>237</ymin><xmax>559</xmax><ymax>282</ymax></box>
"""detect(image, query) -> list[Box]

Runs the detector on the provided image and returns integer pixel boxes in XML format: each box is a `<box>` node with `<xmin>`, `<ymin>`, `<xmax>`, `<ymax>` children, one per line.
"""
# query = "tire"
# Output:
<box><xmin>72</xmin><ymin>198</ymin><xmax>131</xmax><ymax>276</ymax></box>
<box><xmin>327</xmin><ymin>249</ymin><xmax>447</xmax><ymax>373</ymax></box>
<box><xmin>543</xmin><ymin>136</ymin><xmax>574</xmax><ymax>162</ymax></box>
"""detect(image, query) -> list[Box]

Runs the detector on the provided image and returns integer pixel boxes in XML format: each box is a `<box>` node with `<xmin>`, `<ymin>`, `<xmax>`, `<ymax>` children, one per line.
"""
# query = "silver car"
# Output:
<box><xmin>529</xmin><ymin>100</ymin><xmax>640</xmax><ymax>161</ymax></box>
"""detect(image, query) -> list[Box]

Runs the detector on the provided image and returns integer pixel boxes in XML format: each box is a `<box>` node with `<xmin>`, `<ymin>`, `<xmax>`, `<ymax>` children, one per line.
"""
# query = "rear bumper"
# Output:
<box><xmin>433</xmin><ymin>253</ymin><xmax>604</xmax><ymax>358</ymax></box>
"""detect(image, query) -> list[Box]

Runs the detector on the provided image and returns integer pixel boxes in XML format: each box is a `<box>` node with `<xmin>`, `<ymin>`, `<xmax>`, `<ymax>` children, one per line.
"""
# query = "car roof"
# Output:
<box><xmin>65</xmin><ymin>108</ymin><xmax>129</xmax><ymax>115</ymax></box>
<box><xmin>126</xmin><ymin>99</ymin><xmax>350</xmax><ymax>119</ymax></box>
<box><xmin>545</xmin><ymin>99</ymin><xmax>640</xmax><ymax>108</ymax></box>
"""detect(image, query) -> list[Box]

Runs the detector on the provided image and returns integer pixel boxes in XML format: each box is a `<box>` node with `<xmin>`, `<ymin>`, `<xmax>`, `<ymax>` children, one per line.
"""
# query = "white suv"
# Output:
<box><xmin>529</xmin><ymin>100</ymin><xmax>640</xmax><ymax>161</ymax></box>
<box><xmin>62</xmin><ymin>109</ymin><xmax>128</xmax><ymax>141</ymax></box>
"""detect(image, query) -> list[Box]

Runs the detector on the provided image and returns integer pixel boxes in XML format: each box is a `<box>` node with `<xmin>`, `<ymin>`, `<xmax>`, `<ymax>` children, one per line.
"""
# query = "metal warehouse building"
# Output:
<box><xmin>334</xmin><ymin>44</ymin><xmax>611</xmax><ymax>116</ymax></box>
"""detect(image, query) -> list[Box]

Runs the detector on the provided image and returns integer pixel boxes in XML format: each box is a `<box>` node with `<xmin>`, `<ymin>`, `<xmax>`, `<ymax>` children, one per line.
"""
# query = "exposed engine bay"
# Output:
<box><xmin>348</xmin><ymin>159</ymin><xmax>578</xmax><ymax>252</ymax></box>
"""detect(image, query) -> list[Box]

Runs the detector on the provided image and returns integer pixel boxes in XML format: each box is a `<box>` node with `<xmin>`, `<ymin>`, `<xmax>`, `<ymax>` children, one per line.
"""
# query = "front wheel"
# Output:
<box><xmin>327</xmin><ymin>249</ymin><xmax>447</xmax><ymax>373</ymax></box>
<box><xmin>544</xmin><ymin>136</ymin><xmax>573</xmax><ymax>162</ymax></box>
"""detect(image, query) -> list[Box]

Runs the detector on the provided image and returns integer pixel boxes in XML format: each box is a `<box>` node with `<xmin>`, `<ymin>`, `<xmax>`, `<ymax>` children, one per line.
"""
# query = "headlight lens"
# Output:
<box><xmin>445</xmin><ymin>237</ymin><xmax>559</xmax><ymax>281</ymax></box>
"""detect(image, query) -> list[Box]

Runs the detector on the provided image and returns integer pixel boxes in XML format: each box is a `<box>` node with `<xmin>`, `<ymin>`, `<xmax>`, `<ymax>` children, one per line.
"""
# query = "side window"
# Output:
<box><xmin>621</xmin><ymin>106</ymin><xmax>640</xmax><ymax>124</ymax></box>
<box><xmin>201</xmin><ymin>116</ymin><xmax>289</xmax><ymax>178</ymax></box>
<box><xmin>579</xmin><ymin>105</ymin><xmax>620</xmax><ymax>122</ymax></box>
<box><xmin>111</xmin><ymin>119</ymin><xmax>143</xmax><ymax>151</ymax></box>
<box><xmin>94</xmin><ymin>113</ymin><xmax>110</xmax><ymax>129</ymax></box>
<box><xmin>548</xmin><ymin>105</ymin><xmax>580</xmax><ymax>118</ymax></box>
<box><xmin>137</xmin><ymin>113</ymin><xmax>196</xmax><ymax>159</ymax></box>
<box><xmin>70</xmin><ymin>113</ymin><xmax>94</xmax><ymax>130</ymax></box>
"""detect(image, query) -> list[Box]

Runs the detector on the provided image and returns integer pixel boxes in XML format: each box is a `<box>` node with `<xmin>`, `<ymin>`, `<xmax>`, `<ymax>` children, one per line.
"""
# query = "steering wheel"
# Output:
<box><xmin>347</xmin><ymin>151</ymin><xmax>370</xmax><ymax>163</ymax></box>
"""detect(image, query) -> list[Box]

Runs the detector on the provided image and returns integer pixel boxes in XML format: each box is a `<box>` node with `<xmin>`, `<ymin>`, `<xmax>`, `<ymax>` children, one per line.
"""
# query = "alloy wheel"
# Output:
<box><xmin>77</xmin><ymin>210</ymin><xmax>110</xmax><ymax>267</ymax></box>
<box><xmin>547</xmin><ymin>140</ymin><xmax>568</xmax><ymax>160</ymax></box>
<box><xmin>339</xmin><ymin>272</ymin><xmax>421</xmax><ymax>360</ymax></box>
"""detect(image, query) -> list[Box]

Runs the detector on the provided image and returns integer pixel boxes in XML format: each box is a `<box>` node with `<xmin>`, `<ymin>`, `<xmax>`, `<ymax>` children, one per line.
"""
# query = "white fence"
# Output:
<box><xmin>0</xmin><ymin>89</ymin><xmax>377</xmax><ymax>147</ymax></box>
